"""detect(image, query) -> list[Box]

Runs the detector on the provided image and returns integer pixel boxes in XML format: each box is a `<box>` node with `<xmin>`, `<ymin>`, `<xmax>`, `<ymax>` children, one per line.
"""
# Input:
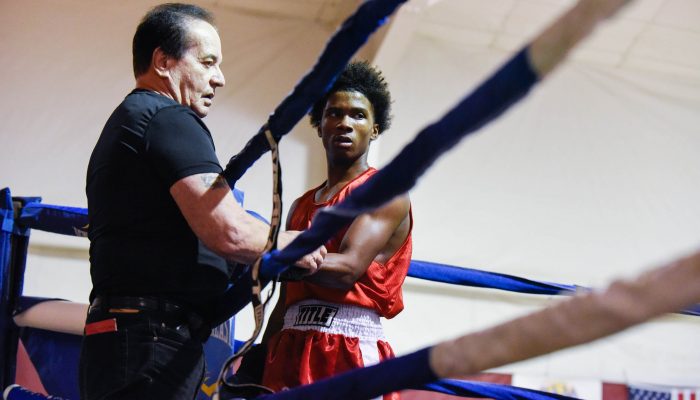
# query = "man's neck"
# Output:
<box><xmin>315</xmin><ymin>159</ymin><xmax>370</xmax><ymax>203</ymax></box>
<box><xmin>135</xmin><ymin>75</ymin><xmax>175</xmax><ymax>101</ymax></box>
<box><xmin>326</xmin><ymin>158</ymin><xmax>370</xmax><ymax>187</ymax></box>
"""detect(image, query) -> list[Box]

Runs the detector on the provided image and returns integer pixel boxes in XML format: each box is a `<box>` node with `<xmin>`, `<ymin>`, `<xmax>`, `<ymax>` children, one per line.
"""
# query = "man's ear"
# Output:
<box><xmin>370</xmin><ymin>124</ymin><xmax>379</xmax><ymax>141</ymax></box>
<box><xmin>152</xmin><ymin>47</ymin><xmax>171</xmax><ymax>78</ymax></box>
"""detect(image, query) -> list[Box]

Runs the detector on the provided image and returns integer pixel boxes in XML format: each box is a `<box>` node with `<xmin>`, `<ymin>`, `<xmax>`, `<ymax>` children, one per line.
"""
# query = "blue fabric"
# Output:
<box><xmin>414</xmin><ymin>379</ymin><xmax>579</xmax><ymax>400</ymax></box>
<box><xmin>1</xmin><ymin>188</ymin><xmax>16</xmax><ymax>390</ymax></box>
<box><xmin>19</xmin><ymin>327</ymin><xmax>82</xmax><ymax>399</ymax></box>
<box><xmin>4</xmin><ymin>385</ymin><xmax>68</xmax><ymax>399</ymax></box>
<box><xmin>265</xmin><ymin>48</ymin><xmax>538</xmax><ymax>271</ymax></box>
<box><xmin>222</xmin><ymin>0</ymin><xmax>407</xmax><ymax>186</ymax></box>
<box><xmin>17</xmin><ymin>203</ymin><xmax>88</xmax><ymax>238</ymax></box>
<box><xmin>1</xmin><ymin>188</ymin><xmax>15</xmax><ymax>234</ymax></box>
<box><xmin>408</xmin><ymin>260</ymin><xmax>577</xmax><ymax>295</ymax></box>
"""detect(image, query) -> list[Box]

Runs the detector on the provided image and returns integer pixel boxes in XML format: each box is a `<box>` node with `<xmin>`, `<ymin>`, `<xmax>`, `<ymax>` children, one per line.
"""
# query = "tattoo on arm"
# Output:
<box><xmin>199</xmin><ymin>173</ymin><xmax>228</xmax><ymax>189</ymax></box>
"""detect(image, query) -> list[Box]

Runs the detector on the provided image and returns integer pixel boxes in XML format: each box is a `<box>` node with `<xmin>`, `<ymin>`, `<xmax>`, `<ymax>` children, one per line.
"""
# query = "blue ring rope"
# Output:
<box><xmin>12</xmin><ymin>201</ymin><xmax>700</xmax><ymax>317</ymax></box>
<box><xmin>222</xmin><ymin>0</ymin><xmax>407</xmax><ymax>186</ymax></box>
<box><xmin>263</xmin><ymin>47</ymin><xmax>538</xmax><ymax>271</ymax></box>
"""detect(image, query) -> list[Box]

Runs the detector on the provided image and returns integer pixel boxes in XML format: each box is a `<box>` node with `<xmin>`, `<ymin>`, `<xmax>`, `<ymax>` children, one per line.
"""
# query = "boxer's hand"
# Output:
<box><xmin>277</xmin><ymin>231</ymin><xmax>327</xmax><ymax>275</ymax></box>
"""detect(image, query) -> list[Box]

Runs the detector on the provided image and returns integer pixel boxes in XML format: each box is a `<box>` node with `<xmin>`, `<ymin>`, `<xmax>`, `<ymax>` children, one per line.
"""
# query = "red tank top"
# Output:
<box><xmin>285</xmin><ymin>167</ymin><xmax>412</xmax><ymax>319</ymax></box>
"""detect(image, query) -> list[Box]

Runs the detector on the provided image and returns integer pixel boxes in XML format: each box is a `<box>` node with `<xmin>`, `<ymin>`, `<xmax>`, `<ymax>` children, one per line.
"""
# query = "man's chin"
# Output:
<box><xmin>193</xmin><ymin>106</ymin><xmax>209</xmax><ymax>118</ymax></box>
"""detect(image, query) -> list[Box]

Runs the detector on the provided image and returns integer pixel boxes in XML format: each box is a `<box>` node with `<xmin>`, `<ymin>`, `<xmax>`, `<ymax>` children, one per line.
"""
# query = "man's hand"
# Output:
<box><xmin>277</xmin><ymin>230</ymin><xmax>327</xmax><ymax>275</ymax></box>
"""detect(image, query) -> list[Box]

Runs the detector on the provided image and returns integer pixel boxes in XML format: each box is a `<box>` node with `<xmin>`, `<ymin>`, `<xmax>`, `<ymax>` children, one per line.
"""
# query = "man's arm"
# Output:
<box><xmin>303</xmin><ymin>194</ymin><xmax>410</xmax><ymax>290</ymax></box>
<box><xmin>171</xmin><ymin>172</ymin><xmax>324</xmax><ymax>269</ymax></box>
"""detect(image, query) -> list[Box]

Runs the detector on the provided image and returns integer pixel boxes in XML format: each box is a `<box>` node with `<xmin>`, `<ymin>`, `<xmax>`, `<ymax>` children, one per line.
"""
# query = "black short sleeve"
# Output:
<box><xmin>146</xmin><ymin>106</ymin><xmax>223</xmax><ymax>187</ymax></box>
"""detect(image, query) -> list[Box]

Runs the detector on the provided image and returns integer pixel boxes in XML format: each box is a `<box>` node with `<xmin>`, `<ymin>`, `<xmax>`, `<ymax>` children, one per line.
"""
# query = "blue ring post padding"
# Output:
<box><xmin>17</xmin><ymin>203</ymin><xmax>88</xmax><ymax>238</ymax></box>
<box><xmin>408</xmin><ymin>260</ymin><xmax>578</xmax><ymax>295</ymax></box>
<box><xmin>1</xmin><ymin>195</ymin><xmax>38</xmax><ymax>393</ymax></box>
<box><xmin>1</xmin><ymin>194</ymin><xmax>16</xmax><ymax>234</ymax></box>
<box><xmin>222</xmin><ymin>0</ymin><xmax>407</xmax><ymax>186</ymax></box>
<box><xmin>265</xmin><ymin>47</ymin><xmax>539</xmax><ymax>271</ymax></box>
<box><xmin>1</xmin><ymin>188</ymin><xmax>16</xmax><ymax>390</ymax></box>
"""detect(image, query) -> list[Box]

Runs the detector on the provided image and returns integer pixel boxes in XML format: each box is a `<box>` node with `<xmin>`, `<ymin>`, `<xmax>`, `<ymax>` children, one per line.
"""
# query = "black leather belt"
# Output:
<box><xmin>90</xmin><ymin>295</ymin><xmax>186</xmax><ymax>315</ymax></box>
<box><xmin>89</xmin><ymin>295</ymin><xmax>212</xmax><ymax>341</ymax></box>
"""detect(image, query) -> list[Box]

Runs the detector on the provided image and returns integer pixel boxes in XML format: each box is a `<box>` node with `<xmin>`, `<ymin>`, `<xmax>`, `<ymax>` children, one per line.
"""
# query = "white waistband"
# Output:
<box><xmin>283</xmin><ymin>300</ymin><xmax>385</xmax><ymax>341</ymax></box>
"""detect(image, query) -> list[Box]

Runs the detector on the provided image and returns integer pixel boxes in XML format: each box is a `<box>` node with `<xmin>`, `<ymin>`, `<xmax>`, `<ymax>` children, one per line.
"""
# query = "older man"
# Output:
<box><xmin>80</xmin><ymin>4</ymin><xmax>324</xmax><ymax>399</ymax></box>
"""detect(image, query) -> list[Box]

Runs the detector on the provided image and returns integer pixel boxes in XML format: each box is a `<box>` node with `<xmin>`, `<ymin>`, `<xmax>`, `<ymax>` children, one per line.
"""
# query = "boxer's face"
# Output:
<box><xmin>318</xmin><ymin>90</ymin><xmax>379</xmax><ymax>164</ymax></box>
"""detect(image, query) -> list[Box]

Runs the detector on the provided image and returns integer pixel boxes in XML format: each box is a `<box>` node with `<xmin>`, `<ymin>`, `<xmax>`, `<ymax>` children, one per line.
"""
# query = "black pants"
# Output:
<box><xmin>79</xmin><ymin>308</ymin><xmax>206</xmax><ymax>400</ymax></box>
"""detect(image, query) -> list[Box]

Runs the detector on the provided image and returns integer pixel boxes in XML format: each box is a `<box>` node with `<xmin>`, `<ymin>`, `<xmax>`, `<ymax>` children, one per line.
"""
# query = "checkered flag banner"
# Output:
<box><xmin>630</xmin><ymin>384</ymin><xmax>700</xmax><ymax>400</ymax></box>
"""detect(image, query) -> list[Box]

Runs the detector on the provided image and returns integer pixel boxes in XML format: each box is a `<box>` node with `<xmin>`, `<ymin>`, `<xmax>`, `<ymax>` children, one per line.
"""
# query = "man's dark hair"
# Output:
<box><xmin>309</xmin><ymin>61</ymin><xmax>393</xmax><ymax>134</ymax></box>
<box><xmin>132</xmin><ymin>3</ymin><xmax>215</xmax><ymax>78</ymax></box>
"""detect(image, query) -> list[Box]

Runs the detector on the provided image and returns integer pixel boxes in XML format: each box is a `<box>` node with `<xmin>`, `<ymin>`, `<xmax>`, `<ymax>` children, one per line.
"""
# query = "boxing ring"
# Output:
<box><xmin>2</xmin><ymin>0</ymin><xmax>700</xmax><ymax>399</ymax></box>
<box><xmin>1</xmin><ymin>188</ymin><xmax>603</xmax><ymax>400</ymax></box>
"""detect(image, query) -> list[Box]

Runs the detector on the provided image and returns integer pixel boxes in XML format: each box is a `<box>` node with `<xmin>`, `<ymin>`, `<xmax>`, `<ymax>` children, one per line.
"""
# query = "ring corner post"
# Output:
<box><xmin>0</xmin><ymin>190</ymin><xmax>39</xmax><ymax>391</ymax></box>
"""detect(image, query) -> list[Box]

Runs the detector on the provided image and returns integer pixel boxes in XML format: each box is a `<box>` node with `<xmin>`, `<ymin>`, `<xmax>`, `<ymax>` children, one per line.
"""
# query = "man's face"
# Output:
<box><xmin>318</xmin><ymin>90</ymin><xmax>379</xmax><ymax>164</ymax></box>
<box><xmin>167</xmin><ymin>19</ymin><xmax>225</xmax><ymax>118</ymax></box>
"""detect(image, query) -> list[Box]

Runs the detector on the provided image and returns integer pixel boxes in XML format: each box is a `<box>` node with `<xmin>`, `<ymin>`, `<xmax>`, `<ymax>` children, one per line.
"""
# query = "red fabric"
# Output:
<box><xmin>84</xmin><ymin>318</ymin><xmax>117</xmax><ymax>336</ymax></box>
<box><xmin>285</xmin><ymin>167</ymin><xmax>413</xmax><ymax>319</ymax></box>
<box><xmin>262</xmin><ymin>328</ymin><xmax>398</xmax><ymax>400</ymax></box>
<box><xmin>264</xmin><ymin>167</ymin><xmax>412</xmax><ymax>398</ymax></box>
<box><xmin>15</xmin><ymin>340</ymin><xmax>49</xmax><ymax>395</ymax></box>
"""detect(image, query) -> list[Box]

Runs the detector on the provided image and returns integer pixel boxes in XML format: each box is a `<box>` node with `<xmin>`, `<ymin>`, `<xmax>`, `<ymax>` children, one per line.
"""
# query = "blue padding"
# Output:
<box><xmin>1</xmin><ymin>188</ymin><xmax>20</xmax><ymax>390</ymax></box>
<box><xmin>255</xmin><ymin>347</ymin><xmax>437</xmax><ymax>400</ymax></box>
<box><xmin>265</xmin><ymin>48</ymin><xmax>538</xmax><ymax>270</ymax></box>
<box><xmin>1</xmin><ymin>209</ymin><xmax>14</xmax><ymax>235</ymax></box>
<box><xmin>3</xmin><ymin>385</ymin><xmax>66</xmax><ymax>400</ymax></box>
<box><xmin>1</xmin><ymin>188</ymin><xmax>33</xmax><ymax>237</ymax></box>
<box><xmin>17</xmin><ymin>203</ymin><xmax>88</xmax><ymax>238</ymax></box>
<box><xmin>14</xmin><ymin>188</ymin><xmax>245</xmax><ymax>238</ymax></box>
<box><xmin>408</xmin><ymin>260</ymin><xmax>577</xmax><ymax>295</ymax></box>
<box><xmin>19</xmin><ymin>327</ymin><xmax>81</xmax><ymax>399</ymax></box>
<box><xmin>414</xmin><ymin>379</ymin><xmax>578</xmax><ymax>400</ymax></box>
<box><xmin>222</xmin><ymin>0</ymin><xmax>407</xmax><ymax>186</ymax></box>
<box><xmin>1</xmin><ymin>188</ymin><xmax>14</xmax><ymax>234</ymax></box>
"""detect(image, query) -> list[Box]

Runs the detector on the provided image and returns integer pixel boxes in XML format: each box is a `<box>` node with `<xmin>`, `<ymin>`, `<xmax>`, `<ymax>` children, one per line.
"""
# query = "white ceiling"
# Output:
<box><xmin>217</xmin><ymin>0</ymin><xmax>700</xmax><ymax>80</ymax></box>
<box><xmin>409</xmin><ymin>0</ymin><xmax>700</xmax><ymax>79</ymax></box>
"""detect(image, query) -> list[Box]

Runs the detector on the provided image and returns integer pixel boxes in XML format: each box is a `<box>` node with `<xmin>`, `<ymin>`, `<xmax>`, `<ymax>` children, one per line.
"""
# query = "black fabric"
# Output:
<box><xmin>79</xmin><ymin>308</ymin><xmax>206</xmax><ymax>400</ymax></box>
<box><xmin>89</xmin><ymin>295</ymin><xmax>211</xmax><ymax>341</ymax></box>
<box><xmin>86</xmin><ymin>88</ymin><xmax>228</xmax><ymax>319</ymax></box>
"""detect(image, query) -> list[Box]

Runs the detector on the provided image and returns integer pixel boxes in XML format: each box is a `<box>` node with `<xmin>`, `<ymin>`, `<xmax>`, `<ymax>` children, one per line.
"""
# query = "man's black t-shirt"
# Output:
<box><xmin>87</xmin><ymin>89</ymin><xmax>229</xmax><ymax>316</ymax></box>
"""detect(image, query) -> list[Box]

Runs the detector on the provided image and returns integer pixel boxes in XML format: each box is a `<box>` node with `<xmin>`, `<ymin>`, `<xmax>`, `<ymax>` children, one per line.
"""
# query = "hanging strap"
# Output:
<box><xmin>215</xmin><ymin>127</ymin><xmax>283</xmax><ymax>398</ymax></box>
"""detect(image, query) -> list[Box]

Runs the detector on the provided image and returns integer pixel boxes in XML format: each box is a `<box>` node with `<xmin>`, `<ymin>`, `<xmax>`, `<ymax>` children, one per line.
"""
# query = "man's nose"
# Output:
<box><xmin>336</xmin><ymin>115</ymin><xmax>352</xmax><ymax>131</ymax></box>
<box><xmin>213</xmin><ymin>66</ymin><xmax>225</xmax><ymax>87</ymax></box>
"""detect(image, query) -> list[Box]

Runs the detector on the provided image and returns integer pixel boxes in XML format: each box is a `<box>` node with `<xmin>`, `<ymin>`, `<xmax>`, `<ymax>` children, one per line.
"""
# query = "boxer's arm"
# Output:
<box><xmin>303</xmin><ymin>194</ymin><xmax>410</xmax><ymax>290</ymax></box>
